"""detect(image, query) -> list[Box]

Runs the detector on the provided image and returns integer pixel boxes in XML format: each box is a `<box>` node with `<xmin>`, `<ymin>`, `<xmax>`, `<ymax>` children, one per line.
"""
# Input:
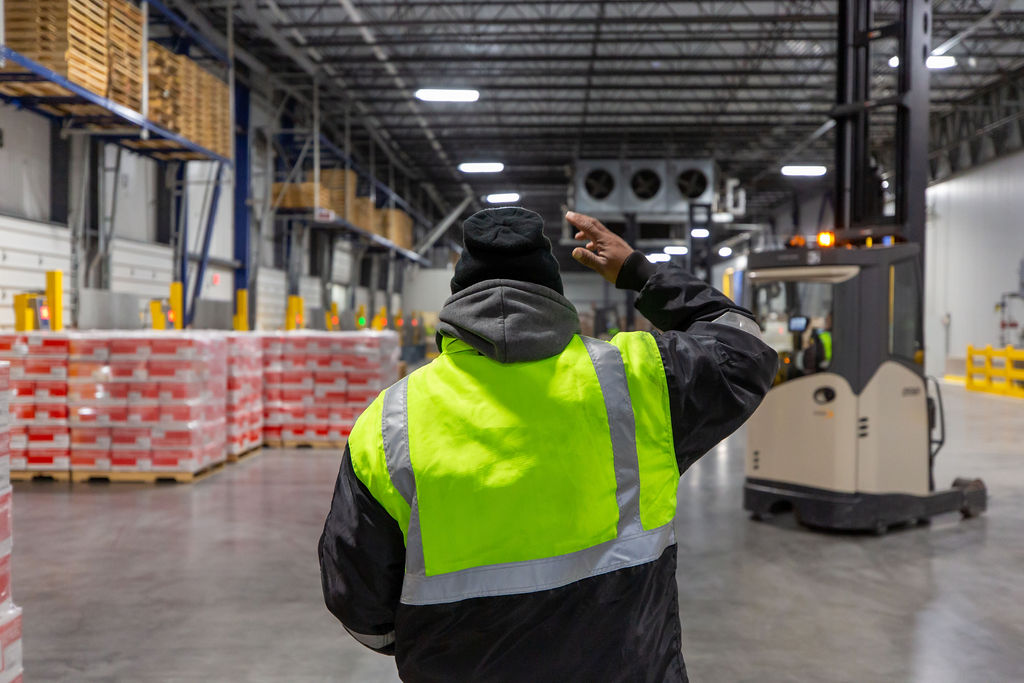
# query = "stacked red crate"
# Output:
<box><xmin>260</xmin><ymin>332</ymin><xmax>285</xmax><ymax>444</ymax></box>
<box><xmin>261</xmin><ymin>331</ymin><xmax>399</xmax><ymax>445</ymax></box>
<box><xmin>0</xmin><ymin>333</ymin><xmax>70</xmax><ymax>473</ymax></box>
<box><xmin>226</xmin><ymin>334</ymin><xmax>263</xmax><ymax>456</ymax></box>
<box><xmin>0</xmin><ymin>361</ymin><xmax>24</xmax><ymax>683</ymax></box>
<box><xmin>67</xmin><ymin>332</ymin><xmax>228</xmax><ymax>474</ymax></box>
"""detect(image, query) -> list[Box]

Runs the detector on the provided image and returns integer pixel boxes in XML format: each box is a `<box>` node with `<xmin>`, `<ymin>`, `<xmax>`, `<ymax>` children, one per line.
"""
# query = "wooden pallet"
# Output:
<box><xmin>70</xmin><ymin>461</ymin><xmax>226</xmax><ymax>484</ymax></box>
<box><xmin>227</xmin><ymin>445</ymin><xmax>263</xmax><ymax>463</ymax></box>
<box><xmin>10</xmin><ymin>469</ymin><xmax>71</xmax><ymax>482</ymax></box>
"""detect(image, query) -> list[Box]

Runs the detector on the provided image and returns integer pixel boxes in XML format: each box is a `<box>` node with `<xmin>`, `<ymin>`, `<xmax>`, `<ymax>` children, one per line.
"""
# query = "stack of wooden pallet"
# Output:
<box><xmin>1</xmin><ymin>0</ymin><xmax>110</xmax><ymax>97</ymax></box>
<box><xmin>146</xmin><ymin>42</ymin><xmax>181</xmax><ymax>131</ymax></box>
<box><xmin>271</xmin><ymin>182</ymin><xmax>330</xmax><ymax>210</ymax></box>
<box><xmin>178</xmin><ymin>55</ymin><xmax>200</xmax><ymax>144</ymax></box>
<box><xmin>315</xmin><ymin>169</ymin><xmax>358</xmax><ymax>221</ymax></box>
<box><xmin>351</xmin><ymin>197</ymin><xmax>379</xmax><ymax>234</ymax></box>
<box><xmin>196</xmin><ymin>67</ymin><xmax>230</xmax><ymax>158</ymax></box>
<box><xmin>377</xmin><ymin>208</ymin><xmax>415</xmax><ymax>250</ymax></box>
<box><xmin>105</xmin><ymin>0</ymin><xmax>142</xmax><ymax>110</ymax></box>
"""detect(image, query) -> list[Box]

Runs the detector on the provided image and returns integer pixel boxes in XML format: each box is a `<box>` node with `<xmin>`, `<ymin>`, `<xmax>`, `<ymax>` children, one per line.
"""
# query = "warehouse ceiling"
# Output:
<box><xmin>188</xmin><ymin>0</ymin><xmax>1024</xmax><ymax>231</ymax></box>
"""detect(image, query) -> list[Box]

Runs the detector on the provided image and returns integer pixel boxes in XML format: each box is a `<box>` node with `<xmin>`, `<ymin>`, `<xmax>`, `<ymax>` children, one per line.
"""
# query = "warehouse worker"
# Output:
<box><xmin>319</xmin><ymin>208</ymin><xmax>778</xmax><ymax>682</ymax></box>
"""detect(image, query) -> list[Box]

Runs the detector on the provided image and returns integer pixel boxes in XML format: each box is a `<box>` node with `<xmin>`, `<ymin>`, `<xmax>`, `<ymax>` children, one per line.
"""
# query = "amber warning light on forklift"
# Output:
<box><xmin>817</xmin><ymin>231</ymin><xmax>835</xmax><ymax>248</ymax></box>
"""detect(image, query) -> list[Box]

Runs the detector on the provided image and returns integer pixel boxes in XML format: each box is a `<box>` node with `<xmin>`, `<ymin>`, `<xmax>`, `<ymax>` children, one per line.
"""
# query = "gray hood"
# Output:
<box><xmin>437</xmin><ymin>279</ymin><xmax>580</xmax><ymax>363</ymax></box>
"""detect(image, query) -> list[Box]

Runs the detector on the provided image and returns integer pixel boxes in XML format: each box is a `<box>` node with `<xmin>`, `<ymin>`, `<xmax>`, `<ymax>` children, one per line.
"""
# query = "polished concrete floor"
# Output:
<box><xmin>12</xmin><ymin>383</ymin><xmax>1024</xmax><ymax>682</ymax></box>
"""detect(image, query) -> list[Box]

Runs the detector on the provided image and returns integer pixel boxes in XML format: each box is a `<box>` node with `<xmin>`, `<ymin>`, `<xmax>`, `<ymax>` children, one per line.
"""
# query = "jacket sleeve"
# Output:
<box><xmin>617</xmin><ymin>252</ymin><xmax>779</xmax><ymax>474</ymax></box>
<box><xmin>318</xmin><ymin>446</ymin><xmax>406</xmax><ymax>655</ymax></box>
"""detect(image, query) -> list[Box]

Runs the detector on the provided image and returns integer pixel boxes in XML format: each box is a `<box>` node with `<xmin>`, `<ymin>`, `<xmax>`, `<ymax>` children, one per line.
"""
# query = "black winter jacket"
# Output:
<box><xmin>319</xmin><ymin>256</ymin><xmax>778</xmax><ymax>682</ymax></box>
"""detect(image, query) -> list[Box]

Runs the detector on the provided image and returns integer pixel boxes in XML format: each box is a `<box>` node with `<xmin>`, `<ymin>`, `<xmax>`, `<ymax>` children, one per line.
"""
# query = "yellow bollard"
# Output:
<box><xmin>13</xmin><ymin>294</ymin><xmax>33</xmax><ymax>332</ymax></box>
<box><xmin>45</xmin><ymin>270</ymin><xmax>63</xmax><ymax>331</ymax></box>
<box><xmin>150</xmin><ymin>300</ymin><xmax>167</xmax><ymax>330</ymax></box>
<box><xmin>234</xmin><ymin>289</ymin><xmax>250</xmax><ymax>331</ymax></box>
<box><xmin>286</xmin><ymin>295</ymin><xmax>304</xmax><ymax>330</ymax></box>
<box><xmin>170</xmin><ymin>282</ymin><xmax>184</xmax><ymax>330</ymax></box>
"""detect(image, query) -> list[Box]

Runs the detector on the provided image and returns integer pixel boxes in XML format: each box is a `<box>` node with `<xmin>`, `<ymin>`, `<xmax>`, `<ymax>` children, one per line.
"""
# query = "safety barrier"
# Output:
<box><xmin>966</xmin><ymin>345</ymin><xmax>1024</xmax><ymax>398</ymax></box>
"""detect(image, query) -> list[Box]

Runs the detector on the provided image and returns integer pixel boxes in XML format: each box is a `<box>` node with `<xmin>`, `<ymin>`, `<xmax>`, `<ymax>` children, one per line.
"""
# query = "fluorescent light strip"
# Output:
<box><xmin>415</xmin><ymin>88</ymin><xmax>480</xmax><ymax>102</ymax></box>
<box><xmin>718</xmin><ymin>246</ymin><xmax>733</xmax><ymax>258</ymax></box>
<box><xmin>485</xmin><ymin>192</ymin><xmax>520</xmax><ymax>204</ymax></box>
<box><xmin>646</xmin><ymin>253</ymin><xmax>671</xmax><ymax>263</ymax></box>
<box><xmin>459</xmin><ymin>162</ymin><xmax>504</xmax><ymax>173</ymax></box>
<box><xmin>781</xmin><ymin>165</ymin><xmax>827</xmax><ymax>177</ymax></box>
<box><xmin>663</xmin><ymin>245</ymin><xmax>688</xmax><ymax>255</ymax></box>
<box><xmin>691</xmin><ymin>228</ymin><xmax>710</xmax><ymax>239</ymax></box>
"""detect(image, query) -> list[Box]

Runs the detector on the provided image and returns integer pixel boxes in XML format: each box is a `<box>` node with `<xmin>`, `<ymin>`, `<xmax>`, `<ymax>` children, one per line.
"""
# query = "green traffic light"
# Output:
<box><xmin>358</xmin><ymin>316</ymin><xmax>366</xmax><ymax>326</ymax></box>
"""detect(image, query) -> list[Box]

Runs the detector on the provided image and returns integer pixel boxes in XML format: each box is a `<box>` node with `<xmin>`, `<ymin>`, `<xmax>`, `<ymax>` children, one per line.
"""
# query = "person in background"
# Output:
<box><xmin>319</xmin><ymin>207</ymin><xmax>778</xmax><ymax>682</ymax></box>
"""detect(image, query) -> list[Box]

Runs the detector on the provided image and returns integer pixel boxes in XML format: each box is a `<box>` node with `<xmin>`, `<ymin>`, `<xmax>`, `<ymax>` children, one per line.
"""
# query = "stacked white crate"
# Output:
<box><xmin>337</xmin><ymin>331</ymin><xmax>400</xmax><ymax>439</ymax></box>
<box><xmin>67</xmin><ymin>332</ymin><xmax>228</xmax><ymax>477</ymax></box>
<box><xmin>0</xmin><ymin>362</ymin><xmax>25</xmax><ymax>683</ymax></box>
<box><xmin>0</xmin><ymin>334</ymin><xmax>70</xmax><ymax>475</ymax></box>
<box><xmin>226</xmin><ymin>334</ymin><xmax>263</xmax><ymax>457</ymax></box>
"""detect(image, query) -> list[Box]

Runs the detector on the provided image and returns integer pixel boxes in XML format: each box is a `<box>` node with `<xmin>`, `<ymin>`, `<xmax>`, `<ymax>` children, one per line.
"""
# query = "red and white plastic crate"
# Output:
<box><xmin>0</xmin><ymin>333</ymin><xmax>69</xmax><ymax>473</ymax></box>
<box><xmin>0</xmin><ymin>362</ymin><xmax>23</xmax><ymax>683</ymax></box>
<box><xmin>262</xmin><ymin>331</ymin><xmax>399</xmax><ymax>445</ymax></box>
<box><xmin>67</xmin><ymin>332</ymin><xmax>228</xmax><ymax>475</ymax></box>
<box><xmin>226</xmin><ymin>334</ymin><xmax>263</xmax><ymax>456</ymax></box>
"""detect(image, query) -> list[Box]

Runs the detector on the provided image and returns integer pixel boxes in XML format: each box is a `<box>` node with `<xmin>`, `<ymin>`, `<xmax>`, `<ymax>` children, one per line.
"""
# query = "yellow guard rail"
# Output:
<box><xmin>966</xmin><ymin>345</ymin><xmax>1024</xmax><ymax>398</ymax></box>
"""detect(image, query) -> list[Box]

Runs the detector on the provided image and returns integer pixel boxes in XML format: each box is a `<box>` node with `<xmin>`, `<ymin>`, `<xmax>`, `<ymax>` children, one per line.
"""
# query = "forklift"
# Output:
<box><xmin>742</xmin><ymin>0</ymin><xmax>986</xmax><ymax>533</ymax></box>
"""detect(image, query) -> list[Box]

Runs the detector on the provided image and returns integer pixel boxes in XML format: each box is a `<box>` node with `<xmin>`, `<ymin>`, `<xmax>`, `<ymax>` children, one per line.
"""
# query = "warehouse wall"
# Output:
<box><xmin>0</xmin><ymin>106</ymin><xmax>51</xmax><ymax>222</ymax></box>
<box><xmin>924</xmin><ymin>149</ymin><xmax>1024</xmax><ymax>376</ymax></box>
<box><xmin>0</xmin><ymin>214</ymin><xmax>71</xmax><ymax>330</ymax></box>
<box><xmin>104</xmin><ymin>146</ymin><xmax>157</xmax><ymax>242</ymax></box>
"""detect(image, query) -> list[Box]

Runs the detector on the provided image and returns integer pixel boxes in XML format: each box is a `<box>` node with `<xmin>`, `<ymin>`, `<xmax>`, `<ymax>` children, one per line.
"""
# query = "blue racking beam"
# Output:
<box><xmin>233</xmin><ymin>81</ymin><xmax>252</xmax><ymax>319</ymax></box>
<box><xmin>187</xmin><ymin>162</ymin><xmax>226</xmax><ymax>326</ymax></box>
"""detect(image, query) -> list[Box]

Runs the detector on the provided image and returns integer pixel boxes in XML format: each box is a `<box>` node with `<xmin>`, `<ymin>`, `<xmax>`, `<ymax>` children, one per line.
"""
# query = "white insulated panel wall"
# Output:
<box><xmin>0</xmin><ymin>105</ymin><xmax>51</xmax><ymax>222</ymax></box>
<box><xmin>256</xmin><ymin>267</ymin><xmax>286</xmax><ymax>330</ymax></box>
<box><xmin>0</xmin><ymin>215</ymin><xmax>71</xmax><ymax>329</ymax></box>
<box><xmin>924</xmin><ymin>149</ymin><xmax>1024</xmax><ymax>376</ymax></box>
<box><xmin>109</xmin><ymin>238</ymin><xmax>174</xmax><ymax>301</ymax></box>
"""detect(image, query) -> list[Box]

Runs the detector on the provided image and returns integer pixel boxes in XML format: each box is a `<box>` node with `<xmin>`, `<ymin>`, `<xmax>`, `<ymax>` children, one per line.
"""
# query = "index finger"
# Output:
<box><xmin>566</xmin><ymin>211</ymin><xmax>610</xmax><ymax>239</ymax></box>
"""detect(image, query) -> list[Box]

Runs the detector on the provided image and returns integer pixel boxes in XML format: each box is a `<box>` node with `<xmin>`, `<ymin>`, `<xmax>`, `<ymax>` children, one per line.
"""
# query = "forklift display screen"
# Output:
<box><xmin>788</xmin><ymin>316</ymin><xmax>809</xmax><ymax>333</ymax></box>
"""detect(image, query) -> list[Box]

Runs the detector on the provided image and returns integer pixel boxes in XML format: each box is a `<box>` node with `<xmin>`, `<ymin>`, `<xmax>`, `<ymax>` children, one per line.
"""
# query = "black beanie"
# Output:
<box><xmin>450</xmin><ymin>207</ymin><xmax>563</xmax><ymax>295</ymax></box>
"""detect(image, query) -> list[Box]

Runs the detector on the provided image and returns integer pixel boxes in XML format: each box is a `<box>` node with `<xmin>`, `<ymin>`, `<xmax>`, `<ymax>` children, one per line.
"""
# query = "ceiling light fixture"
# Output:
<box><xmin>663</xmin><ymin>245</ymin><xmax>689</xmax><ymax>255</ymax></box>
<box><xmin>485</xmin><ymin>192</ymin><xmax>520</xmax><ymax>204</ymax></box>
<box><xmin>718</xmin><ymin>246</ymin><xmax>734</xmax><ymax>258</ymax></box>
<box><xmin>415</xmin><ymin>88</ymin><xmax>480</xmax><ymax>102</ymax></box>
<box><xmin>691</xmin><ymin>227</ymin><xmax>711</xmax><ymax>238</ymax></box>
<box><xmin>647</xmin><ymin>253</ymin><xmax>671</xmax><ymax>263</ymax></box>
<box><xmin>926</xmin><ymin>55</ymin><xmax>957</xmax><ymax>70</ymax></box>
<box><xmin>711</xmin><ymin>212</ymin><xmax>734</xmax><ymax>223</ymax></box>
<box><xmin>458</xmin><ymin>162</ymin><xmax>504</xmax><ymax>173</ymax></box>
<box><xmin>781</xmin><ymin>165</ymin><xmax>827</xmax><ymax>177</ymax></box>
<box><xmin>889</xmin><ymin>54</ymin><xmax>958</xmax><ymax>70</ymax></box>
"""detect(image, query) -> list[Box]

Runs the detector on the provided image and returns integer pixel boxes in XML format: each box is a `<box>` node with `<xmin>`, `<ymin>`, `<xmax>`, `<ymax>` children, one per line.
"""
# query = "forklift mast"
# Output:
<box><xmin>834</xmin><ymin>0</ymin><xmax>930</xmax><ymax>245</ymax></box>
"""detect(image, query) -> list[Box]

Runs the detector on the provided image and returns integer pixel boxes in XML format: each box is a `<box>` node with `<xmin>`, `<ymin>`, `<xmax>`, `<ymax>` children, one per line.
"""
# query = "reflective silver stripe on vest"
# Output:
<box><xmin>711</xmin><ymin>311</ymin><xmax>763</xmax><ymax>339</ymax></box>
<box><xmin>380</xmin><ymin>338</ymin><xmax>672</xmax><ymax>605</ymax></box>
<box><xmin>580</xmin><ymin>336</ymin><xmax>642</xmax><ymax>537</ymax></box>
<box><xmin>401</xmin><ymin>523</ymin><xmax>675</xmax><ymax>605</ymax></box>
<box><xmin>344</xmin><ymin>626</ymin><xmax>396</xmax><ymax>650</ymax></box>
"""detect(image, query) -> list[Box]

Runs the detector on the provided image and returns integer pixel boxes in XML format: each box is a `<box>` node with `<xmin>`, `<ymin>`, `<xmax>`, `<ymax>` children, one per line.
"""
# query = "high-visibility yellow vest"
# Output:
<box><xmin>347</xmin><ymin>332</ymin><xmax>678</xmax><ymax>605</ymax></box>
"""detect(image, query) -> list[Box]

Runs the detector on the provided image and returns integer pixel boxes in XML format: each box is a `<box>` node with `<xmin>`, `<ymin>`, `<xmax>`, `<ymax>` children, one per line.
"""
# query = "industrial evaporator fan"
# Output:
<box><xmin>630</xmin><ymin>168</ymin><xmax>662</xmax><ymax>200</ymax></box>
<box><xmin>584</xmin><ymin>168</ymin><xmax>616</xmax><ymax>200</ymax></box>
<box><xmin>676</xmin><ymin>168</ymin><xmax>709</xmax><ymax>199</ymax></box>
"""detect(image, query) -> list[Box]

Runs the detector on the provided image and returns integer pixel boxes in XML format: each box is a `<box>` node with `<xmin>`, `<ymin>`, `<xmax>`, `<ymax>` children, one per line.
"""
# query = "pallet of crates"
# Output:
<box><xmin>316</xmin><ymin>169</ymin><xmax>357</xmax><ymax>222</ymax></box>
<box><xmin>342</xmin><ymin>330</ymin><xmax>401</xmax><ymax>428</ymax></box>
<box><xmin>105</xmin><ymin>0</ymin><xmax>143</xmax><ymax>111</ymax></box>
<box><xmin>67</xmin><ymin>332</ymin><xmax>114</xmax><ymax>475</ymax></box>
<box><xmin>260</xmin><ymin>332</ymin><xmax>285</xmax><ymax>447</ymax></box>
<box><xmin>378</xmin><ymin>208</ymin><xmax>414</xmax><ymax>249</ymax></box>
<box><xmin>0</xmin><ymin>0</ymin><xmax>109</xmax><ymax>101</ymax></box>
<box><xmin>307</xmin><ymin>333</ymin><xmax>349</xmax><ymax>446</ymax></box>
<box><xmin>226</xmin><ymin>334</ymin><xmax>264</xmax><ymax>462</ymax></box>
<box><xmin>0</xmin><ymin>361</ymin><xmax>24</xmax><ymax>683</ymax></box>
<box><xmin>271</xmin><ymin>182</ymin><xmax>330</xmax><ymax>211</ymax></box>
<box><xmin>278</xmin><ymin>333</ymin><xmax>321</xmax><ymax>447</ymax></box>
<box><xmin>0</xmin><ymin>334</ymin><xmax>71</xmax><ymax>482</ymax></box>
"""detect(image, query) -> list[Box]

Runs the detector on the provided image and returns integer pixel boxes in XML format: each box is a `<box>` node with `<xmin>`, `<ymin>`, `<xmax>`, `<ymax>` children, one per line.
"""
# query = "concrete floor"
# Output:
<box><xmin>11</xmin><ymin>382</ymin><xmax>1024</xmax><ymax>682</ymax></box>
